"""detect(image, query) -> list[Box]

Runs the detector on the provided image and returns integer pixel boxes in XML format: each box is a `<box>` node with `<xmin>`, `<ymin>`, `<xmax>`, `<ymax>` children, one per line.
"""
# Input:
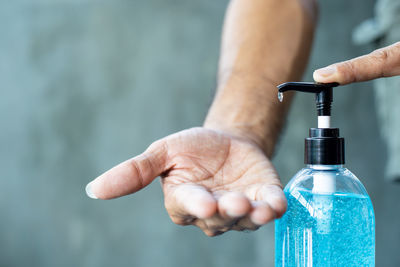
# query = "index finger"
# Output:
<box><xmin>313</xmin><ymin>42</ymin><xmax>400</xmax><ymax>85</ymax></box>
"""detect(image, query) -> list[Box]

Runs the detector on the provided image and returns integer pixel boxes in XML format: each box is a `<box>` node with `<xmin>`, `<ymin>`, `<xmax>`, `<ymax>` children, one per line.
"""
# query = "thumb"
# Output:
<box><xmin>313</xmin><ymin>42</ymin><xmax>400</xmax><ymax>85</ymax></box>
<box><xmin>86</xmin><ymin>140</ymin><xmax>168</xmax><ymax>200</ymax></box>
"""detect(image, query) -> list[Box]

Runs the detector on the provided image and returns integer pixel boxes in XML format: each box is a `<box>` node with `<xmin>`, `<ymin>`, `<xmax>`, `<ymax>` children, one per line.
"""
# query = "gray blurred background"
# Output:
<box><xmin>1</xmin><ymin>0</ymin><xmax>399</xmax><ymax>266</ymax></box>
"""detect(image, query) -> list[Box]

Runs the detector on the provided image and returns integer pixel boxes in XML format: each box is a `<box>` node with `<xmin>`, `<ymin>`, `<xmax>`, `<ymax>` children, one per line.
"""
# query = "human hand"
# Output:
<box><xmin>313</xmin><ymin>42</ymin><xmax>400</xmax><ymax>84</ymax></box>
<box><xmin>85</xmin><ymin>127</ymin><xmax>286</xmax><ymax>236</ymax></box>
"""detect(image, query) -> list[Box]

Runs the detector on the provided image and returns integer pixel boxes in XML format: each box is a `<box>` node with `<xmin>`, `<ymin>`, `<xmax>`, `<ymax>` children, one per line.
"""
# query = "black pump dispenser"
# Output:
<box><xmin>277</xmin><ymin>82</ymin><xmax>345</xmax><ymax>165</ymax></box>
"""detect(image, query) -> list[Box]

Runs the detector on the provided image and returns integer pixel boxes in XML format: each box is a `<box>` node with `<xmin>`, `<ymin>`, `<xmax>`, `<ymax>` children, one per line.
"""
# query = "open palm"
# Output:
<box><xmin>87</xmin><ymin>127</ymin><xmax>286</xmax><ymax>236</ymax></box>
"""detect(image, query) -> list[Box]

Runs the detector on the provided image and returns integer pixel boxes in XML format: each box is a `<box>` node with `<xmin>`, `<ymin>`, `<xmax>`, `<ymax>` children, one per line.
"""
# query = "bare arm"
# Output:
<box><xmin>86</xmin><ymin>0</ymin><xmax>319</xmax><ymax>236</ymax></box>
<box><xmin>205</xmin><ymin>0</ymin><xmax>318</xmax><ymax>156</ymax></box>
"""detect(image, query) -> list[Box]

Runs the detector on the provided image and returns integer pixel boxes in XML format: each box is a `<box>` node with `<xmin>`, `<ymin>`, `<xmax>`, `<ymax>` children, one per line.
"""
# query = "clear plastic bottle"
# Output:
<box><xmin>275</xmin><ymin>164</ymin><xmax>375</xmax><ymax>266</ymax></box>
<box><xmin>275</xmin><ymin>82</ymin><xmax>375</xmax><ymax>266</ymax></box>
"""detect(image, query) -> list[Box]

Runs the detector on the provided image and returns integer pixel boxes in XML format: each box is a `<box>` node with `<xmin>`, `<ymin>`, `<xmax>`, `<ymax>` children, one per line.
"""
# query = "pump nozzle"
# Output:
<box><xmin>277</xmin><ymin>82</ymin><xmax>339</xmax><ymax>128</ymax></box>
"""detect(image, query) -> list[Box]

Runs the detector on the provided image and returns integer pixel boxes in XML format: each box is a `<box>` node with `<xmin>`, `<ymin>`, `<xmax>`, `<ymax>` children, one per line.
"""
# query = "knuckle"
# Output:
<box><xmin>392</xmin><ymin>42</ymin><xmax>400</xmax><ymax>54</ymax></box>
<box><xmin>146</xmin><ymin>138</ymin><xmax>165</xmax><ymax>152</ymax></box>
<box><xmin>204</xmin><ymin>230</ymin><xmax>224</xmax><ymax>237</ymax></box>
<box><xmin>128</xmin><ymin>159</ymin><xmax>145</xmax><ymax>189</ymax></box>
<box><xmin>371</xmin><ymin>48</ymin><xmax>389</xmax><ymax>63</ymax></box>
<box><xmin>169</xmin><ymin>215</ymin><xmax>185</xmax><ymax>225</ymax></box>
<box><xmin>235</xmin><ymin>217</ymin><xmax>259</xmax><ymax>231</ymax></box>
<box><xmin>371</xmin><ymin>43</ymin><xmax>400</xmax><ymax>77</ymax></box>
<box><xmin>203</xmin><ymin>216</ymin><xmax>235</xmax><ymax>230</ymax></box>
<box><xmin>169</xmin><ymin>215</ymin><xmax>195</xmax><ymax>226</ymax></box>
<box><xmin>198</xmin><ymin>217</ymin><xmax>232</xmax><ymax>236</ymax></box>
<box><xmin>336</xmin><ymin>61</ymin><xmax>356</xmax><ymax>83</ymax></box>
<box><xmin>204</xmin><ymin>230</ymin><xmax>215</xmax><ymax>237</ymax></box>
<box><xmin>193</xmin><ymin>219</ymin><xmax>207</xmax><ymax>230</ymax></box>
<box><xmin>370</xmin><ymin>48</ymin><xmax>390</xmax><ymax>77</ymax></box>
<box><xmin>231</xmin><ymin>225</ymin><xmax>245</xmax><ymax>231</ymax></box>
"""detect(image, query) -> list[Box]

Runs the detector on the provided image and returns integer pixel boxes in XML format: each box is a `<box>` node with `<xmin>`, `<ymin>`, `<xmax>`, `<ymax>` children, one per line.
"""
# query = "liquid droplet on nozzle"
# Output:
<box><xmin>278</xmin><ymin>92</ymin><xmax>283</xmax><ymax>102</ymax></box>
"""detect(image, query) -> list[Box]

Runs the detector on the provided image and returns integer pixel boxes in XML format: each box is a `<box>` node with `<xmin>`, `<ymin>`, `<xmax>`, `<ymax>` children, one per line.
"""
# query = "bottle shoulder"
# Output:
<box><xmin>284</xmin><ymin>166</ymin><xmax>369</xmax><ymax>196</ymax></box>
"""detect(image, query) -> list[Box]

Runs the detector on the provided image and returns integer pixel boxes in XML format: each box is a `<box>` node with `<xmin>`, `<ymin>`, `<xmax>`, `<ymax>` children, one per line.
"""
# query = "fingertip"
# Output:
<box><xmin>265</xmin><ymin>191</ymin><xmax>287</xmax><ymax>218</ymax></box>
<box><xmin>85</xmin><ymin>182</ymin><xmax>98</xmax><ymax>199</ymax></box>
<box><xmin>218</xmin><ymin>192</ymin><xmax>251</xmax><ymax>218</ymax></box>
<box><xmin>313</xmin><ymin>65</ymin><xmax>337</xmax><ymax>83</ymax></box>
<box><xmin>269</xmin><ymin>195</ymin><xmax>287</xmax><ymax>218</ymax></box>
<box><xmin>86</xmin><ymin>173</ymin><xmax>113</xmax><ymax>200</ymax></box>
<box><xmin>167</xmin><ymin>184</ymin><xmax>218</xmax><ymax>220</ymax></box>
<box><xmin>250</xmin><ymin>202</ymin><xmax>275</xmax><ymax>225</ymax></box>
<box><xmin>259</xmin><ymin>185</ymin><xmax>287</xmax><ymax>218</ymax></box>
<box><xmin>313</xmin><ymin>70</ymin><xmax>323</xmax><ymax>83</ymax></box>
<box><xmin>194</xmin><ymin>201</ymin><xmax>217</xmax><ymax>219</ymax></box>
<box><xmin>185</xmin><ymin>192</ymin><xmax>217</xmax><ymax>219</ymax></box>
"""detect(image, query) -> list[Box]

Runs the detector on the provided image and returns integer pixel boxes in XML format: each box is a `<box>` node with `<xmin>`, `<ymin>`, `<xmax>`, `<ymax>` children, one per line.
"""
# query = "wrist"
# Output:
<box><xmin>204</xmin><ymin>76</ymin><xmax>292</xmax><ymax>158</ymax></box>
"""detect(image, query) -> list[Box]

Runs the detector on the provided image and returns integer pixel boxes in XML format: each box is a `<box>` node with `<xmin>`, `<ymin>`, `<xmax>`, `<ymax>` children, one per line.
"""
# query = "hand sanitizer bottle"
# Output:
<box><xmin>275</xmin><ymin>82</ymin><xmax>375</xmax><ymax>266</ymax></box>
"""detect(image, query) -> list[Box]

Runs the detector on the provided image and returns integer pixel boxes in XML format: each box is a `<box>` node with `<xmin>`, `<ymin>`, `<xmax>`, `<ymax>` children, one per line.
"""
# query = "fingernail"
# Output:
<box><xmin>85</xmin><ymin>182</ymin><xmax>98</xmax><ymax>199</ymax></box>
<box><xmin>314</xmin><ymin>66</ymin><xmax>336</xmax><ymax>79</ymax></box>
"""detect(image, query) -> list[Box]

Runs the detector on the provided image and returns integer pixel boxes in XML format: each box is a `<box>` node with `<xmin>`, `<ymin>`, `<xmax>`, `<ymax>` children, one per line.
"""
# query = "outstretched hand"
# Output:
<box><xmin>313</xmin><ymin>42</ymin><xmax>400</xmax><ymax>84</ymax></box>
<box><xmin>86</xmin><ymin>127</ymin><xmax>286</xmax><ymax>236</ymax></box>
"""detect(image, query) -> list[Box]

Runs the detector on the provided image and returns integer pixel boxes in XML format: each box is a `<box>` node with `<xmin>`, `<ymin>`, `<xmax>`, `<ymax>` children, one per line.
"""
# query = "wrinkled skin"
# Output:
<box><xmin>88</xmin><ymin>127</ymin><xmax>287</xmax><ymax>236</ymax></box>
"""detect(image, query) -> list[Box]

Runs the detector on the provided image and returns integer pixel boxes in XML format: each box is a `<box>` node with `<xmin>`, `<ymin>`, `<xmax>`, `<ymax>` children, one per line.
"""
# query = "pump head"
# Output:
<box><xmin>277</xmin><ymin>82</ymin><xmax>344</xmax><ymax>165</ymax></box>
<box><xmin>277</xmin><ymin>82</ymin><xmax>339</xmax><ymax>128</ymax></box>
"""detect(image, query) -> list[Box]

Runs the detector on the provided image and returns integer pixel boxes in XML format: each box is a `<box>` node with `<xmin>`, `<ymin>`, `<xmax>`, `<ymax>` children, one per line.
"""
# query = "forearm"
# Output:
<box><xmin>204</xmin><ymin>0</ymin><xmax>317</xmax><ymax>157</ymax></box>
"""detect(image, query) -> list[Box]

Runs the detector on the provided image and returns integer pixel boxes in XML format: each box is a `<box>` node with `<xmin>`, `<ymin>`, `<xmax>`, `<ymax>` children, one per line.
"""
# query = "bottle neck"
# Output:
<box><xmin>307</xmin><ymin>164</ymin><xmax>344</xmax><ymax>170</ymax></box>
<box><xmin>305</xmin><ymin>128</ymin><xmax>345</xmax><ymax>165</ymax></box>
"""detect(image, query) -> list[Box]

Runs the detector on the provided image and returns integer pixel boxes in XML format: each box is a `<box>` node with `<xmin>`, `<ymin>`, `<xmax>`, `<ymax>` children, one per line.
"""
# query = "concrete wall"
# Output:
<box><xmin>1</xmin><ymin>0</ymin><xmax>399</xmax><ymax>266</ymax></box>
